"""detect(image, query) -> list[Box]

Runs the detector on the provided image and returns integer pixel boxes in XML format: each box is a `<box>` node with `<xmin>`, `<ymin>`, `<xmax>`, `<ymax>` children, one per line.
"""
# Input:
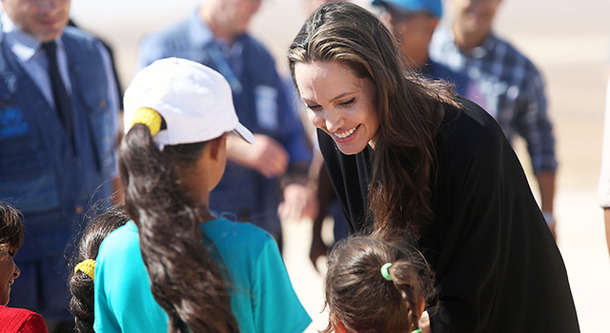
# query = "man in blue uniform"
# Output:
<box><xmin>138</xmin><ymin>0</ymin><xmax>313</xmax><ymax>247</ymax></box>
<box><xmin>0</xmin><ymin>0</ymin><xmax>119</xmax><ymax>330</ymax></box>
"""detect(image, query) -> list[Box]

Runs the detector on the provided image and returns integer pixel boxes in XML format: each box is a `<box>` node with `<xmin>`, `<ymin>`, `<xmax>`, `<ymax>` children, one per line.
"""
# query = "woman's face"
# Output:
<box><xmin>0</xmin><ymin>244</ymin><xmax>20</xmax><ymax>306</ymax></box>
<box><xmin>294</xmin><ymin>61</ymin><xmax>379</xmax><ymax>155</ymax></box>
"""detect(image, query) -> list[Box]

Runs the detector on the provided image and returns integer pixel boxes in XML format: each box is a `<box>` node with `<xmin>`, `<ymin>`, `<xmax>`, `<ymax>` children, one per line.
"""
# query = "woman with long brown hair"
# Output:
<box><xmin>93</xmin><ymin>58</ymin><xmax>311</xmax><ymax>333</ymax></box>
<box><xmin>288</xmin><ymin>2</ymin><xmax>579</xmax><ymax>332</ymax></box>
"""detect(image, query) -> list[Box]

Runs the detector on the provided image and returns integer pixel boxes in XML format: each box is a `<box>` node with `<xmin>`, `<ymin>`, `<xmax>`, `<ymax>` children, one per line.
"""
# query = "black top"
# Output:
<box><xmin>318</xmin><ymin>98</ymin><xmax>580</xmax><ymax>332</ymax></box>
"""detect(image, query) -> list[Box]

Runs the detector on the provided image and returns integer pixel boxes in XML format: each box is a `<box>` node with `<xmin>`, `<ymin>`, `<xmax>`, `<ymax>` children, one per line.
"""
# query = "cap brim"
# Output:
<box><xmin>233</xmin><ymin>122</ymin><xmax>255</xmax><ymax>144</ymax></box>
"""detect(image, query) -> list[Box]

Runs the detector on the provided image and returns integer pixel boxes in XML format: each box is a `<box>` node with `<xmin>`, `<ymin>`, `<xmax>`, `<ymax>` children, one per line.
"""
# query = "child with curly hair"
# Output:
<box><xmin>68</xmin><ymin>205</ymin><xmax>128</xmax><ymax>332</ymax></box>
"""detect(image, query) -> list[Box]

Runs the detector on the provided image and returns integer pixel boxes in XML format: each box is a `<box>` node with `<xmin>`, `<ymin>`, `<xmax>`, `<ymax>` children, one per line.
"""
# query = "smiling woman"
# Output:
<box><xmin>288</xmin><ymin>2</ymin><xmax>580</xmax><ymax>332</ymax></box>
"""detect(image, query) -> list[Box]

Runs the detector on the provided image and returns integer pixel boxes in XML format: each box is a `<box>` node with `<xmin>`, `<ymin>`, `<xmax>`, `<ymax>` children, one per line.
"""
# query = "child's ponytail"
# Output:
<box><xmin>119</xmin><ymin>123</ymin><xmax>238</xmax><ymax>333</ymax></box>
<box><xmin>384</xmin><ymin>260</ymin><xmax>434</xmax><ymax>332</ymax></box>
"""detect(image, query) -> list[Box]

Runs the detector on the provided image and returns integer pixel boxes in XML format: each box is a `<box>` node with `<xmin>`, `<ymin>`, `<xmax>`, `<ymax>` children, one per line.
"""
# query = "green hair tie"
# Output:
<box><xmin>411</xmin><ymin>329</ymin><xmax>422</xmax><ymax>333</ymax></box>
<box><xmin>380</xmin><ymin>262</ymin><xmax>392</xmax><ymax>281</ymax></box>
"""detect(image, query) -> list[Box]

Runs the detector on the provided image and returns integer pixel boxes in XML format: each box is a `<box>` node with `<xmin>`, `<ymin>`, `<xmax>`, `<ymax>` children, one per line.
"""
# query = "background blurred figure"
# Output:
<box><xmin>373</xmin><ymin>0</ymin><xmax>442</xmax><ymax>70</ymax></box>
<box><xmin>0</xmin><ymin>0</ymin><xmax>120</xmax><ymax>330</ymax></box>
<box><xmin>137</xmin><ymin>0</ymin><xmax>313</xmax><ymax>249</ymax></box>
<box><xmin>430</xmin><ymin>0</ymin><xmax>558</xmax><ymax>237</ymax></box>
<box><xmin>0</xmin><ymin>202</ymin><xmax>48</xmax><ymax>333</ymax></box>
<box><xmin>598</xmin><ymin>74</ymin><xmax>610</xmax><ymax>257</ymax></box>
<box><xmin>371</xmin><ymin>0</ymin><xmax>480</xmax><ymax>101</ymax></box>
<box><xmin>68</xmin><ymin>19</ymin><xmax>124</xmax><ymax>111</ymax></box>
<box><xmin>302</xmin><ymin>0</ymin><xmax>346</xmax><ymax>15</ymax></box>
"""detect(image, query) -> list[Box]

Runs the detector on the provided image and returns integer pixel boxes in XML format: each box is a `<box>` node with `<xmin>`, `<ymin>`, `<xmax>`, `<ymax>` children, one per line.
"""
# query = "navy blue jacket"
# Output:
<box><xmin>0</xmin><ymin>25</ymin><xmax>117</xmax><ymax>319</ymax></box>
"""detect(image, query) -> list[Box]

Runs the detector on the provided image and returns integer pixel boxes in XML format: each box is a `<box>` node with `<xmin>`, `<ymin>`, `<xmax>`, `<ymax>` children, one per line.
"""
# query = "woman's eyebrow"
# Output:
<box><xmin>303</xmin><ymin>91</ymin><xmax>355</xmax><ymax>104</ymax></box>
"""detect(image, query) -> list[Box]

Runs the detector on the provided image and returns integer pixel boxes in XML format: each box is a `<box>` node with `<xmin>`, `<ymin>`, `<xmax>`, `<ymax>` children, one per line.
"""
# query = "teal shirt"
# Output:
<box><xmin>94</xmin><ymin>217</ymin><xmax>311</xmax><ymax>332</ymax></box>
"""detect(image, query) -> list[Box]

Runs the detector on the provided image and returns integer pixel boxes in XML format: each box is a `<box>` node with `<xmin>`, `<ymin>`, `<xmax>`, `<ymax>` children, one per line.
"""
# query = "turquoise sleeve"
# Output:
<box><xmin>253</xmin><ymin>238</ymin><xmax>312</xmax><ymax>333</ymax></box>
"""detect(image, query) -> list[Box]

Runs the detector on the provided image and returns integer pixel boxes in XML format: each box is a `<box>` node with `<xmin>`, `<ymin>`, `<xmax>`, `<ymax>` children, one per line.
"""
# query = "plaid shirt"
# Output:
<box><xmin>430</xmin><ymin>27</ymin><xmax>557</xmax><ymax>173</ymax></box>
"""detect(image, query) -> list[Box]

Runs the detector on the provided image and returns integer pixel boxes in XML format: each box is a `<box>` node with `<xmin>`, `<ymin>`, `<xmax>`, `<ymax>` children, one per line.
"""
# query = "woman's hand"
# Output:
<box><xmin>419</xmin><ymin>311</ymin><xmax>431</xmax><ymax>333</ymax></box>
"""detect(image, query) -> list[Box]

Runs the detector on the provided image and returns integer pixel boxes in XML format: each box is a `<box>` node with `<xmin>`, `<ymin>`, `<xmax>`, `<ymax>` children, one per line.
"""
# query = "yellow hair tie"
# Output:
<box><xmin>74</xmin><ymin>259</ymin><xmax>95</xmax><ymax>281</ymax></box>
<box><xmin>131</xmin><ymin>107</ymin><xmax>162</xmax><ymax>136</ymax></box>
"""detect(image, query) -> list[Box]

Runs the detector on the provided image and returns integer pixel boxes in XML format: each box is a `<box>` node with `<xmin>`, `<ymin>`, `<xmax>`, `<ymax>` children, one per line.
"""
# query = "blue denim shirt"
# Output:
<box><xmin>138</xmin><ymin>10</ymin><xmax>311</xmax><ymax>235</ymax></box>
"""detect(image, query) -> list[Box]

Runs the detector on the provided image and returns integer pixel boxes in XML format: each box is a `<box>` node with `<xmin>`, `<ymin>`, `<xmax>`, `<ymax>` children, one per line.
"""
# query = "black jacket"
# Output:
<box><xmin>318</xmin><ymin>98</ymin><xmax>579</xmax><ymax>332</ymax></box>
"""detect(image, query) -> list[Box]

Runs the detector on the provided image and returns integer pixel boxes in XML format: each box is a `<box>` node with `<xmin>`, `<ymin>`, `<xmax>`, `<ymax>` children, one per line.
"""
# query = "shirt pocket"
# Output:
<box><xmin>81</xmin><ymin>88</ymin><xmax>116</xmax><ymax>175</ymax></box>
<box><xmin>0</xmin><ymin>107</ymin><xmax>60</xmax><ymax>214</ymax></box>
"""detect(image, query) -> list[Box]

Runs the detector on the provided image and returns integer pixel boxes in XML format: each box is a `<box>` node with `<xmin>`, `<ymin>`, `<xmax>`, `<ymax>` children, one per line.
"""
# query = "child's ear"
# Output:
<box><xmin>331</xmin><ymin>314</ymin><xmax>348</xmax><ymax>333</ymax></box>
<box><xmin>208</xmin><ymin>133</ymin><xmax>228</xmax><ymax>160</ymax></box>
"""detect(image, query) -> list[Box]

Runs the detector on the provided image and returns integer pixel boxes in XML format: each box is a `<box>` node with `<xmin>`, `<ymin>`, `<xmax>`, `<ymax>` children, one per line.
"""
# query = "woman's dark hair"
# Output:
<box><xmin>119</xmin><ymin>124</ymin><xmax>238</xmax><ymax>333</ymax></box>
<box><xmin>68</xmin><ymin>205</ymin><xmax>129</xmax><ymax>333</ymax></box>
<box><xmin>0</xmin><ymin>202</ymin><xmax>24</xmax><ymax>255</ymax></box>
<box><xmin>323</xmin><ymin>234</ymin><xmax>435</xmax><ymax>333</ymax></box>
<box><xmin>288</xmin><ymin>2</ymin><xmax>459</xmax><ymax>239</ymax></box>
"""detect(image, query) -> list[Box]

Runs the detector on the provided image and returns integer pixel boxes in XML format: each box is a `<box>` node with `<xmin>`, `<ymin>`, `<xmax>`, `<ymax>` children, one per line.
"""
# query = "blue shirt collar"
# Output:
<box><xmin>470</xmin><ymin>33</ymin><xmax>498</xmax><ymax>59</ymax></box>
<box><xmin>188</xmin><ymin>9</ymin><xmax>215</xmax><ymax>47</ymax></box>
<box><xmin>443</xmin><ymin>26</ymin><xmax>498</xmax><ymax>59</ymax></box>
<box><xmin>187</xmin><ymin>8</ymin><xmax>248</xmax><ymax>48</ymax></box>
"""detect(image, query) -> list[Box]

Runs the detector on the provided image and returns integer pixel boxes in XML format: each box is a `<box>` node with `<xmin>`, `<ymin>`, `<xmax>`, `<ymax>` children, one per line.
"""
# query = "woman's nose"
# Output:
<box><xmin>324</xmin><ymin>110</ymin><xmax>345</xmax><ymax>132</ymax></box>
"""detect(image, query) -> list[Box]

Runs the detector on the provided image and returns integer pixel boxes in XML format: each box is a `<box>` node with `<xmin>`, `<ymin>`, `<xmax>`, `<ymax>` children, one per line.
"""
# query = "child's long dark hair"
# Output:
<box><xmin>323</xmin><ymin>235</ymin><xmax>435</xmax><ymax>333</ymax></box>
<box><xmin>119</xmin><ymin>124</ymin><xmax>238</xmax><ymax>333</ymax></box>
<box><xmin>68</xmin><ymin>205</ymin><xmax>129</xmax><ymax>333</ymax></box>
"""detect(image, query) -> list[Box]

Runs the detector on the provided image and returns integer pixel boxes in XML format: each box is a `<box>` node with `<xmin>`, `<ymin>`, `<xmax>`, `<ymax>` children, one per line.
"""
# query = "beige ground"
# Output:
<box><xmin>71</xmin><ymin>0</ymin><xmax>610</xmax><ymax>331</ymax></box>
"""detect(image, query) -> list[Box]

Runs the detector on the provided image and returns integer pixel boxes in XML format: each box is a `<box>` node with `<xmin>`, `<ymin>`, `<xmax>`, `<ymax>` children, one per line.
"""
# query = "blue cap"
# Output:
<box><xmin>371</xmin><ymin>0</ymin><xmax>443</xmax><ymax>19</ymax></box>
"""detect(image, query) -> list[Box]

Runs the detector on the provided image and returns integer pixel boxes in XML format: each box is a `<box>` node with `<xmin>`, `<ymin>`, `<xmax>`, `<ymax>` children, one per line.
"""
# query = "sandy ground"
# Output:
<box><xmin>70</xmin><ymin>0</ymin><xmax>610</xmax><ymax>331</ymax></box>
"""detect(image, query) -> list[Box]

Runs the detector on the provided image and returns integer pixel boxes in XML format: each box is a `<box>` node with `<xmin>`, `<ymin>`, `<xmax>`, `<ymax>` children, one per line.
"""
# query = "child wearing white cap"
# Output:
<box><xmin>93</xmin><ymin>57</ymin><xmax>311</xmax><ymax>333</ymax></box>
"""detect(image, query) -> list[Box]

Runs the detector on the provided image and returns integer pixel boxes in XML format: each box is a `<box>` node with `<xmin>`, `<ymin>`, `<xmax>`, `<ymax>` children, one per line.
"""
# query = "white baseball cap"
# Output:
<box><xmin>123</xmin><ymin>57</ymin><xmax>254</xmax><ymax>148</ymax></box>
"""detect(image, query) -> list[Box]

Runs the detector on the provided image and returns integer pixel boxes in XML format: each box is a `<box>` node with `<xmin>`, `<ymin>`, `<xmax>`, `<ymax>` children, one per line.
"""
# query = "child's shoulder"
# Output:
<box><xmin>203</xmin><ymin>217</ymin><xmax>276</xmax><ymax>251</ymax></box>
<box><xmin>97</xmin><ymin>221</ymin><xmax>139</xmax><ymax>256</ymax></box>
<box><xmin>0</xmin><ymin>306</ymin><xmax>46</xmax><ymax>332</ymax></box>
<box><xmin>102</xmin><ymin>220</ymin><xmax>137</xmax><ymax>241</ymax></box>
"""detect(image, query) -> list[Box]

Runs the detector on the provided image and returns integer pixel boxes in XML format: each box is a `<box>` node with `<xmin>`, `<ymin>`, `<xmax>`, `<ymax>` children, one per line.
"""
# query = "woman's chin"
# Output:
<box><xmin>336</xmin><ymin>142</ymin><xmax>367</xmax><ymax>155</ymax></box>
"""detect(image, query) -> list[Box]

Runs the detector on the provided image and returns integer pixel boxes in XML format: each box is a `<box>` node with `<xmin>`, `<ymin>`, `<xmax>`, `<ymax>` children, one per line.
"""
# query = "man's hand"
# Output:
<box><xmin>278</xmin><ymin>183</ymin><xmax>318</xmax><ymax>222</ymax></box>
<box><xmin>226</xmin><ymin>134</ymin><xmax>289</xmax><ymax>178</ymax></box>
